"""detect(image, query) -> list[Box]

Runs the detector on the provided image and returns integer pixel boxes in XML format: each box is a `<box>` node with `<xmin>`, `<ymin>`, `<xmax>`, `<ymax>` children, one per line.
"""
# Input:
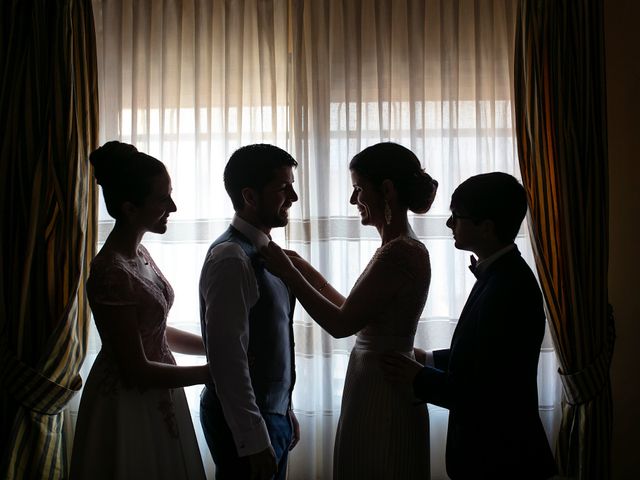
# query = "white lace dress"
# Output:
<box><xmin>333</xmin><ymin>237</ymin><xmax>431</xmax><ymax>480</ymax></box>
<box><xmin>69</xmin><ymin>246</ymin><xmax>205</xmax><ymax>480</ymax></box>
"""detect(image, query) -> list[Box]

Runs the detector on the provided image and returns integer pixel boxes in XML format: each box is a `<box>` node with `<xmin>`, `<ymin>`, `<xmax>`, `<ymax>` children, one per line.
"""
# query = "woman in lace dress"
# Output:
<box><xmin>70</xmin><ymin>142</ymin><xmax>209</xmax><ymax>479</ymax></box>
<box><xmin>262</xmin><ymin>142</ymin><xmax>437</xmax><ymax>479</ymax></box>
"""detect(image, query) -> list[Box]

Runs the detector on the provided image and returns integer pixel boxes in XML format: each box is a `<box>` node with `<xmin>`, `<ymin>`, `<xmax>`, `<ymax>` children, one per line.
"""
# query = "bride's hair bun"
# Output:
<box><xmin>405</xmin><ymin>170</ymin><xmax>438</xmax><ymax>214</ymax></box>
<box><xmin>349</xmin><ymin>142</ymin><xmax>438</xmax><ymax>214</ymax></box>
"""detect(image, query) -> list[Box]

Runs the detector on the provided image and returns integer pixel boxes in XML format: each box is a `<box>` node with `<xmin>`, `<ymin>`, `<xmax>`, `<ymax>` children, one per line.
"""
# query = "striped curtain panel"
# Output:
<box><xmin>513</xmin><ymin>1</ymin><xmax>614</xmax><ymax>478</ymax></box>
<box><xmin>0</xmin><ymin>1</ymin><xmax>98</xmax><ymax>478</ymax></box>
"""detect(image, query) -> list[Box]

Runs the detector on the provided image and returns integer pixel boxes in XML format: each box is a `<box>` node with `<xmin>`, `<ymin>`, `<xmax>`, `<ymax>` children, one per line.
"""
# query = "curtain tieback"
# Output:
<box><xmin>0</xmin><ymin>343</ymin><xmax>82</xmax><ymax>415</ymax></box>
<box><xmin>558</xmin><ymin>306</ymin><xmax>616</xmax><ymax>405</ymax></box>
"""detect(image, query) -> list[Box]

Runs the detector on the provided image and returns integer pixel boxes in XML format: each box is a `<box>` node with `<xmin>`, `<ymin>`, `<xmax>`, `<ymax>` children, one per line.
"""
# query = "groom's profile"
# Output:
<box><xmin>383</xmin><ymin>172</ymin><xmax>557</xmax><ymax>479</ymax></box>
<box><xmin>199</xmin><ymin>144</ymin><xmax>300</xmax><ymax>480</ymax></box>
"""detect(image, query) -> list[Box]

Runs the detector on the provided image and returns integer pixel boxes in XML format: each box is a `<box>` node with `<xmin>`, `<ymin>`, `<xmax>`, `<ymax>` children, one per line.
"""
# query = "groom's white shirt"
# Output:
<box><xmin>200</xmin><ymin>214</ymin><xmax>272</xmax><ymax>456</ymax></box>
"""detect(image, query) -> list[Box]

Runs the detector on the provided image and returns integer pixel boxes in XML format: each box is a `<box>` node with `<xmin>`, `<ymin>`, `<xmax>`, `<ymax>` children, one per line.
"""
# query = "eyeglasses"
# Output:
<box><xmin>449</xmin><ymin>211</ymin><xmax>474</xmax><ymax>221</ymax></box>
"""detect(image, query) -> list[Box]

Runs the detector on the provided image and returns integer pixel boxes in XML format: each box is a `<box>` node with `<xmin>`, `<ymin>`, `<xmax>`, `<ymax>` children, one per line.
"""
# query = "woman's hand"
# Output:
<box><xmin>282</xmin><ymin>248</ymin><xmax>302</xmax><ymax>260</ymax></box>
<box><xmin>261</xmin><ymin>241</ymin><xmax>297</xmax><ymax>280</ymax></box>
<box><xmin>283</xmin><ymin>249</ymin><xmax>313</xmax><ymax>275</ymax></box>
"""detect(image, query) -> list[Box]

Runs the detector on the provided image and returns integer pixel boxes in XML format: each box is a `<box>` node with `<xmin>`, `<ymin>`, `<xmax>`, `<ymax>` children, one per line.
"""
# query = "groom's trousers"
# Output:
<box><xmin>200</xmin><ymin>385</ymin><xmax>292</xmax><ymax>480</ymax></box>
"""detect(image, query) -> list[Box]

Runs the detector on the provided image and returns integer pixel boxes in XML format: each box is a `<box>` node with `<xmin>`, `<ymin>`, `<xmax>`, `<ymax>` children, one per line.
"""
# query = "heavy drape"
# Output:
<box><xmin>77</xmin><ymin>1</ymin><xmax>560</xmax><ymax>478</ymax></box>
<box><xmin>514</xmin><ymin>1</ymin><xmax>614</xmax><ymax>478</ymax></box>
<box><xmin>0</xmin><ymin>0</ymin><xmax>99</xmax><ymax>478</ymax></box>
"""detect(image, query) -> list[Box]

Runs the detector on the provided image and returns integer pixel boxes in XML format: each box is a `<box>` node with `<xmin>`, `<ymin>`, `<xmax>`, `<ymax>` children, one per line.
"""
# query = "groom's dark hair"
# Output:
<box><xmin>224</xmin><ymin>144</ymin><xmax>297</xmax><ymax>211</ymax></box>
<box><xmin>451</xmin><ymin>172</ymin><xmax>528</xmax><ymax>243</ymax></box>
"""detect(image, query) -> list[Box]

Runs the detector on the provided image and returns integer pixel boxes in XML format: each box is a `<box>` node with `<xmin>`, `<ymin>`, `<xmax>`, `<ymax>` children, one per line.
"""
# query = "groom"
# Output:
<box><xmin>199</xmin><ymin>144</ymin><xmax>300</xmax><ymax>480</ymax></box>
<box><xmin>382</xmin><ymin>173</ymin><xmax>557</xmax><ymax>479</ymax></box>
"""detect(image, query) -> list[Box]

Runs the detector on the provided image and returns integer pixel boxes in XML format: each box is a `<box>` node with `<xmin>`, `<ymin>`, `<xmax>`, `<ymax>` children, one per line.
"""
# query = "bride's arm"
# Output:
<box><xmin>283</xmin><ymin>249</ymin><xmax>346</xmax><ymax>307</ymax></box>
<box><xmin>262</xmin><ymin>242</ymin><xmax>403</xmax><ymax>338</ymax></box>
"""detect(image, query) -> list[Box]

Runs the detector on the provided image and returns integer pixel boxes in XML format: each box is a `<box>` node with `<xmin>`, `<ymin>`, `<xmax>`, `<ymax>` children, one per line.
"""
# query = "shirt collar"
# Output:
<box><xmin>231</xmin><ymin>214</ymin><xmax>271</xmax><ymax>250</ymax></box>
<box><xmin>471</xmin><ymin>243</ymin><xmax>517</xmax><ymax>276</ymax></box>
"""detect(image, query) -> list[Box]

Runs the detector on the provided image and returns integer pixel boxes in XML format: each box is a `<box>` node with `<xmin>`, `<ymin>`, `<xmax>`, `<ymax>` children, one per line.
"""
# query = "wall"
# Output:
<box><xmin>605</xmin><ymin>0</ymin><xmax>640</xmax><ymax>478</ymax></box>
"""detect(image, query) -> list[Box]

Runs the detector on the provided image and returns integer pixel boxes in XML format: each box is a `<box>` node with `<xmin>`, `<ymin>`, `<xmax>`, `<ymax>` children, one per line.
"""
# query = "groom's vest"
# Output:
<box><xmin>202</xmin><ymin>226</ymin><xmax>296</xmax><ymax>415</ymax></box>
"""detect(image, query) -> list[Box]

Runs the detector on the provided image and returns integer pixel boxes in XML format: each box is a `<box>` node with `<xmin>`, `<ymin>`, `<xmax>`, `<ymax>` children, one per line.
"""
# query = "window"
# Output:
<box><xmin>72</xmin><ymin>2</ymin><xmax>560</xmax><ymax>477</ymax></box>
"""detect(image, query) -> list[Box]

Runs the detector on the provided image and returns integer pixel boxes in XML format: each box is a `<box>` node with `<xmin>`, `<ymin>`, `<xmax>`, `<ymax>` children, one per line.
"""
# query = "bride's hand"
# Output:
<box><xmin>261</xmin><ymin>241</ymin><xmax>297</xmax><ymax>280</ymax></box>
<box><xmin>283</xmin><ymin>248</ymin><xmax>302</xmax><ymax>259</ymax></box>
<box><xmin>283</xmin><ymin>248</ymin><xmax>312</xmax><ymax>274</ymax></box>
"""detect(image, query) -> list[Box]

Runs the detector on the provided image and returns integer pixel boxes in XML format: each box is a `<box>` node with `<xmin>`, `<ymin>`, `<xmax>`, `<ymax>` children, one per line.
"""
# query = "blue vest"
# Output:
<box><xmin>202</xmin><ymin>226</ymin><xmax>296</xmax><ymax>414</ymax></box>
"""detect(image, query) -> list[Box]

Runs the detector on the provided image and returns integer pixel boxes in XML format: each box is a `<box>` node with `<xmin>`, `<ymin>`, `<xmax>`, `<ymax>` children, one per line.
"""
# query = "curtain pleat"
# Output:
<box><xmin>513</xmin><ymin>1</ymin><xmax>613</xmax><ymax>478</ymax></box>
<box><xmin>0</xmin><ymin>0</ymin><xmax>99</xmax><ymax>478</ymax></box>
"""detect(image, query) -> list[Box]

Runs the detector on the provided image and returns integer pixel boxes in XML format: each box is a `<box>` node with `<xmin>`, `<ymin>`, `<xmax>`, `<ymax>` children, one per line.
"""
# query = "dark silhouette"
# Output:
<box><xmin>70</xmin><ymin>141</ymin><xmax>209</xmax><ymax>479</ymax></box>
<box><xmin>199</xmin><ymin>144</ymin><xmax>300</xmax><ymax>480</ymax></box>
<box><xmin>382</xmin><ymin>172</ymin><xmax>557</xmax><ymax>479</ymax></box>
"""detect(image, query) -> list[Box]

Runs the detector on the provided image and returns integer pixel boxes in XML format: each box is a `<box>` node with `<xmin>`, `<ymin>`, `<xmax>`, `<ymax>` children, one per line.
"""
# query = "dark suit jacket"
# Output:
<box><xmin>413</xmin><ymin>247</ymin><xmax>557</xmax><ymax>479</ymax></box>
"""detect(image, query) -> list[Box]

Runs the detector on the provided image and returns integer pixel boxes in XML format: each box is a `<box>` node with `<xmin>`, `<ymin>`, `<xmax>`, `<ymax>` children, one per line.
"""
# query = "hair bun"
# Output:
<box><xmin>89</xmin><ymin>141</ymin><xmax>139</xmax><ymax>187</ymax></box>
<box><xmin>406</xmin><ymin>171</ymin><xmax>438</xmax><ymax>213</ymax></box>
<box><xmin>89</xmin><ymin>141</ymin><xmax>167</xmax><ymax>221</ymax></box>
<box><xmin>349</xmin><ymin>142</ymin><xmax>438</xmax><ymax>214</ymax></box>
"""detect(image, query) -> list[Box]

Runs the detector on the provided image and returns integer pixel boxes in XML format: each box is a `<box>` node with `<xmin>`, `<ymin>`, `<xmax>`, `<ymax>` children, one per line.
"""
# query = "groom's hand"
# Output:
<box><xmin>248</xmin><ymin>445</ymin><xmax>277</xmax><ymax>480</ymax></box>
<box><xmin>289</xmin><ymin>409</ymin><xmax>301</xmax><ymax>450</ymax></box>
<box><xmin>413</xmin><ymin>347</ymin><xmax>428</xmax><ymax>366</ymax></box>
<box><xmin>380</xmin><ymin>351</ymin><xmax>423</xmax><ymax>385</ymax></box>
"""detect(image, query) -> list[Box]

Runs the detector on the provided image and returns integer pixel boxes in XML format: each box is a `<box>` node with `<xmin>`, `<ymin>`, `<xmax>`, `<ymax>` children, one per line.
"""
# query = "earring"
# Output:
<box><xmin>384</xmin><ymin>200</ymin><xmax>392</xmax><ymax>225</ymax></box>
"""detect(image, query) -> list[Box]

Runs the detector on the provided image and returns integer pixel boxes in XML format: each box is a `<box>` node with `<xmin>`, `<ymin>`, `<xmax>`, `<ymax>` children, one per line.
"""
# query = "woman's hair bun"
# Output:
<box><xmin>89</xmin><ymin>141</ymin><xmax>167</xmax><ymax>220</ymax></box>
<box><xmin>405</xmin><ymin>171</ymin><xmax>438</xmax><ymax>214</ymax></box>
<box><xmin>349</xmin><ymin>142</ymin><xmax>438</xmax><ymax>214</ymax></box>
<box><xmin>89</xmin><ymin>141</ymin><xmax>139</xmax><ymax>187</ymax></box>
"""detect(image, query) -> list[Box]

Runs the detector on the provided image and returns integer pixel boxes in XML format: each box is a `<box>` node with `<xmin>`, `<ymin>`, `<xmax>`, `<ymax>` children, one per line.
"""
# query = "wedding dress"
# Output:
<box><xmin>333</xmin><ymin>236</ymin><xmax>431</xmax><ymax>480</ymax></box>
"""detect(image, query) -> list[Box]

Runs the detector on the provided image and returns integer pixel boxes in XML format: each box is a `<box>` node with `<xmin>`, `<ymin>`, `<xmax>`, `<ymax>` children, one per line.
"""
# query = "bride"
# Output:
<box><xmin>262</xmin><ymin>142</ymin><xmax>437</xmax><ymax>479</ymax></box>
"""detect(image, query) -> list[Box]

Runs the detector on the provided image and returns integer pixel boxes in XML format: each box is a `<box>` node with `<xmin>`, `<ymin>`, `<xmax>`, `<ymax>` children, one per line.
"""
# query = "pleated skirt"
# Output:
<box><xmin>333</xmin><ymin>346</ymin><xmax>430</xmax><ymax>480</ymax></box>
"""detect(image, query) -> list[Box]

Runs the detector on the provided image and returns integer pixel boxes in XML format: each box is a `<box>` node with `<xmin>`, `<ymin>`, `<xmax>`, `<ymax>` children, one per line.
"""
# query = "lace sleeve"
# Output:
<box><xmin>87</xmin><ymin>263</ymin><xmax>137</xmax><ymax>307</ymax></box>
<box><xmin>375</xmin><ymin>237</ymin><xmax>430</xmax><ymax>281</ymax></box>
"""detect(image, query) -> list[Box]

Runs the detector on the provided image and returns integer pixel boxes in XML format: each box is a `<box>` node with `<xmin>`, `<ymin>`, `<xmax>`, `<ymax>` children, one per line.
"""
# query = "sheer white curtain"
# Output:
<box><xmin>69</xmin><ymin>1</ymin><xmax>560</xmax><ymax>478</ymax></box>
